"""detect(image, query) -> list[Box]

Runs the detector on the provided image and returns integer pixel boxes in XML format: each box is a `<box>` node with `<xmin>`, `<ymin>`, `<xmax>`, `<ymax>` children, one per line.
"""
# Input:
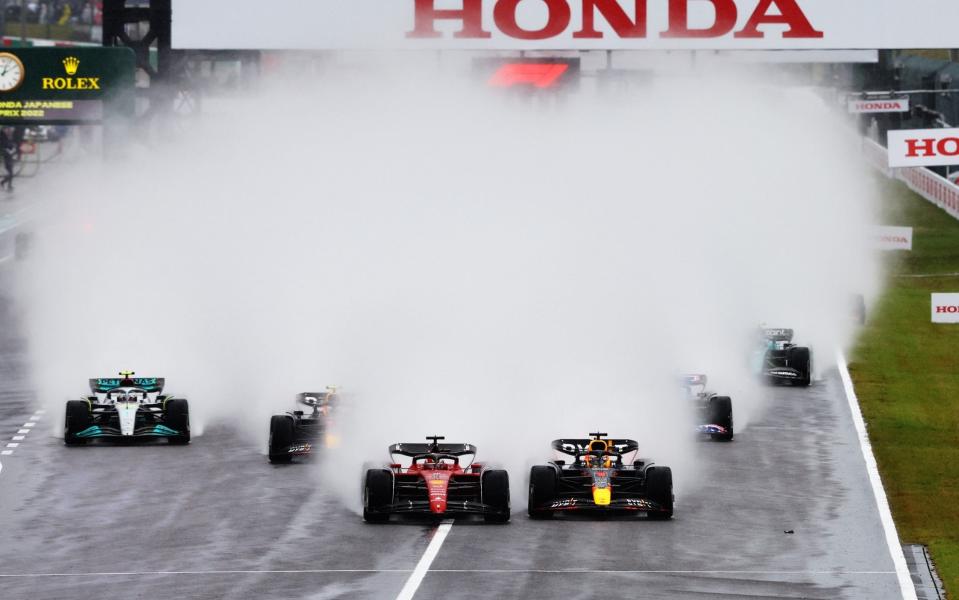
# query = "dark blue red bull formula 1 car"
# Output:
<box><xmin>528</xmin><ymin>433</ymin><xmax>673</xmax><ymax>519</ymax></box>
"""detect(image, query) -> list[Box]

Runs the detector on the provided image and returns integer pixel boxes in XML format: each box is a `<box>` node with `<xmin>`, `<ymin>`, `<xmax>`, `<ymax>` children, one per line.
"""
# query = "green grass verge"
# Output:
<box><xmin>848</xmin><ymin>176</ymin><xmax>959</xmax><ymax>596</ymax></box>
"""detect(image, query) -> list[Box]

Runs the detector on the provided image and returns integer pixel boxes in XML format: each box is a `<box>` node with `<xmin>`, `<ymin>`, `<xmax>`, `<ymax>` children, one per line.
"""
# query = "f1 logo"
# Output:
<box><xmin>488</xmin><ymin>63</ymin><xmax>570</xmax><ymax>88</ymax></box>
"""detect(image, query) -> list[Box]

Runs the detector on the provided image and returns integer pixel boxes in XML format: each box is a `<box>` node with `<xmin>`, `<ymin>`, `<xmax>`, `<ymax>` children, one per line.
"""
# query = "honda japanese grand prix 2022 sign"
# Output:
<box><xmin>888</xmin><ymin>128</ymin><xmax>959</xmax><ymax>168</ymax></box>
<box><xmin>173</xmin><ymin>0</ymin><xmax>959</xmax><ymax>50</ymax></box>
<box><xmin>932</xmin><ymin>294</ymin><xmax>959</xmax><ymax>324</ymax></box>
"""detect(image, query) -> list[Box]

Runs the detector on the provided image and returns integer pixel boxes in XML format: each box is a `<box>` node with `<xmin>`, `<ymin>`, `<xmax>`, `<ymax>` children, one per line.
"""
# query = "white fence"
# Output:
<box><xmin>863</xmin><ymin>137</ymin><xmax>959</xmax><ymax>220</ymax></box>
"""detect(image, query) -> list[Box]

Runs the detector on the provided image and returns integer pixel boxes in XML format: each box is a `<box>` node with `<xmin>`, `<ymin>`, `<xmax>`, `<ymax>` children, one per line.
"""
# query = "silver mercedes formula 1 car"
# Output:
<box><xmin>64</xmin><ymin>371</ymin><xmax>190</xmax><ymax>445</ymax></box>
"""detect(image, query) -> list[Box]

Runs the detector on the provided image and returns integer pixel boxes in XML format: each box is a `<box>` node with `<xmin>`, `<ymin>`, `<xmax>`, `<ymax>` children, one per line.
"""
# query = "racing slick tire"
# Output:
<box><xmin>268</xmin><ymin>415</ymin><xmax>294</xmax><ymax>463</ymax></box>
<box><xmin>64</xmin><ymin>400</ymin><xmax>91</xmax><ymax>446</ymax></box>
<box><xmin>481</xmin><ymin>469</ymin><xmax>511</xmax><ymax>523</ymax></box>
<box><xmin>788</xmin><ymin>347</ymin><xmax>812</xmax><ymax>387</ymax></box>
<box><xmin>528</xmin><ymin>465</ymin><xmax>557</xmax><ymax>519</ymax></box>
<box><xmin>646</xmin><ymin>467</ymin><xmax>674</xmax><ymax>520</ymax></box>
<box><xmin>164</xmin><ymin>399</ymin><xmax>191</xmax><ymax>445</ymax></box>
<box><xmin>707</xmin><ymin>396</ymin><xmax>734</xmax><ymax>441</ymax></box>
<box><xmin>363</xmin><ymin>469</ymin><xmax>393</xmax><ymax>523</ymax></box>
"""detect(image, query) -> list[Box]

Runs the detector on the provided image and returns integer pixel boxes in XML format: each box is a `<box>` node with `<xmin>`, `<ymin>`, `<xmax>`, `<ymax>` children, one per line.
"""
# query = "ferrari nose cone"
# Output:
<box><xmin>592</xmin><ymin>487</ymin><xmax>611</xmax><ymax>506</ymax></box>
<box><xmin>430</xmin><ymin>498</ymin><xmax>447</xmax><ymax>513</ymax></box>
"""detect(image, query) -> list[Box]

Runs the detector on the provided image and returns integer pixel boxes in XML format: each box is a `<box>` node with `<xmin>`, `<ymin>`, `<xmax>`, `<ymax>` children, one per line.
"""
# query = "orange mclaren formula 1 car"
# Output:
<box><xmin>362</xmin><ymin>436</ymin><xmax>510</xmax><ymax>523</ymax></box>
<box><xmin>528</xmin><ymin>433</ymin><xmax>673</xmax><ymax>519</ymax></box>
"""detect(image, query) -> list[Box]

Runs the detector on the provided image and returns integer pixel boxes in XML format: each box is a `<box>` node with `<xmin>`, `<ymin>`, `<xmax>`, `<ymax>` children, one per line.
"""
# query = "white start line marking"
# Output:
<box><xmin>0</xmin><ymin>568</ymin><xmax>899</xmax><ymax>579</ymax></box>
<box><xmin>23</xmin><ymin>422</ymin><xmax>36</xmax><ymax>428</ymax></box>
<box><xmin>0</xmin><ymin>450</ymin><xmax>12</xmax><ymax>456</ymax></box>
<box><xmin>5</xmin><ymin>443</ymin><xmax>18</xmax><ymax>448</ymax></box>
<box><xmin>395</xmin><ymin>520</ymin><xmax>454</xmax><ymax>600</ymax></box>
<box><xmin>11</xmin><ymin>436</ymin><xmax>24</xmax><ymax>441</ymax></box>
<box><xmin>837</xmin><ymin>350</ymin><xmax>918</xmax><ymax>600</ymax></box>
<box><xmin>16</xmin><ymin>429</ymin><xmax>29</xmax><ymax>434</ymax></box>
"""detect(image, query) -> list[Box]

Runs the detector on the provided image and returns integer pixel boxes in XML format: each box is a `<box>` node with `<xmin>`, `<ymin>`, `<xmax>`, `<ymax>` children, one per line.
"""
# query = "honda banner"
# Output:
<box><xmin>173</xmin><ymin>0</ymin><xmax>959</xmax><ymax>50</ymax></box>
<box><xmin>888</xmin><ymin>128</ymin><xmax>959</xmax><ymax>168</ymax></box>
<box><xmin>873</xmin><ymin>226</ymin><xmax>913</xmax><ymax>251</ymax></box>
<box><xmin>932</xmin><ymin>293</ymin><xmax>959</xmax><ymax>323</ymax></box>
<box><xmin>848</xmin><ymin>98</ymin><xmax>909</xmax><ymax>115</ymax></box>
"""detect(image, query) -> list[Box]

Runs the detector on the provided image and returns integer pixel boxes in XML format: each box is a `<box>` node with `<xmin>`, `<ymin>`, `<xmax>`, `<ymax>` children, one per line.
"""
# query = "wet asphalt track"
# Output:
<box><xmin>0</xmin><ymin>272</ymin><xmax>903</xmax><ymax>600</ymax></box>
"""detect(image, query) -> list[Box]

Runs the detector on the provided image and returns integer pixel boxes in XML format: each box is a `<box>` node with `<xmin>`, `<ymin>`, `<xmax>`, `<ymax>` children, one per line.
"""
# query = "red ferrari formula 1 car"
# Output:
<box><xmin>362</xmin><ymin>436</ymin><xmax>510</xmax><ymax>523</ymax></box>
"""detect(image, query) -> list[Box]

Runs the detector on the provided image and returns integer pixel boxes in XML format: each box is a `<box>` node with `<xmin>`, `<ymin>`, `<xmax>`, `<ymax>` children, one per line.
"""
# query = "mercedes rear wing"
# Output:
<box><xmin>89</xmin><ymin>377</ymin><xmax>164</xmax><ymax>394</ymax></box>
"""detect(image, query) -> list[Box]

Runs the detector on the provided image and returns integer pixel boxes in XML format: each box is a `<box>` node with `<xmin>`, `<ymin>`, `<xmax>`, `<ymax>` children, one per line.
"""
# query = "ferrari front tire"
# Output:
<box><xmin>363</xmin><ymin>469</ymin><xmax>393</xmax><ymax>523</ymax></box>
<box><xmin>482</xmin><ymin>469</ymin><xmax>510</xmax><ymax>523</ymax></box>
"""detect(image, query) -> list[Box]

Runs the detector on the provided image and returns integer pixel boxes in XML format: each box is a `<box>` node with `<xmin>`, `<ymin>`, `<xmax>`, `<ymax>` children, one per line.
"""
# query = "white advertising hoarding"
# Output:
<box><xmin>848</xmin><ymin>98</ymin><xmax>909</xmax><ymax>115</ymax></box>
<box><xmin>931</xmin><ymin>293</ymin><xmax>959</xmax><ymax>323</ymax></box>
<box><xmin>888</xmin><ymin>128</ymin><xmax>959</xmax><ymax>168</ymax></box>
<box><xmin>873</xmin><ymin>226</ymin><xmax>913</xmax><ymax>251</ymax></box>
<box><xmin>172</xmin><ymin>0</ymin><xmax>959</xmax><ymax>50</ymax></box>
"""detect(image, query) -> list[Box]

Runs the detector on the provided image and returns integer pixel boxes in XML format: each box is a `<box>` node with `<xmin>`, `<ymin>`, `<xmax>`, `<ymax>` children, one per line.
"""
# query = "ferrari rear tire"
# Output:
<box><xmin>646</xmin><ymin>467</ymin><xmax>673</xmax><ymax>520</ymax></box>
<box><xmin>363</xmin><ymin>469</ymin><xmax>393</xmax><ymax>523</ymax></box>
<box><xmin>482</xmin><ymin>469</ymin><xmax>510</xmax><ymax>523</ymax></box>
<box><xmin>268</xmin><ymin>415</ymin><xmax>294</xmax><ymax>463</ymax></box>
<box><xmin>64</xmin><ymin>400</ymin><xmax>91</xmax><ymax>446</ymax></box>
<box><xmin>789</xmin><ymin>347</ymin><xmax>812</xmax><ymax>387</ymax></box>
<box><xmin>707</xmin><ymin>396</ymin><xmax>734</xmax><ymax>441</ymax></box>
<box><xmin>165</xmin><ymin>399</ymin><xmax>191</xmax><ymax>445</ymax></box>
<box><xmin>528</xmin><ymin>465</ymin><xmax>556</xmax><ymax>519</ymax></box>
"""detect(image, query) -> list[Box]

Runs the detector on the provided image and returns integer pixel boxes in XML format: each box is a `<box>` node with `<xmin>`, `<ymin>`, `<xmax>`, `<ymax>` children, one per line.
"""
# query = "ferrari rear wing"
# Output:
<box><xmin>389</xmin><ymin>442</ymin><xmax>477</xmax><ymax>457</ymax></box>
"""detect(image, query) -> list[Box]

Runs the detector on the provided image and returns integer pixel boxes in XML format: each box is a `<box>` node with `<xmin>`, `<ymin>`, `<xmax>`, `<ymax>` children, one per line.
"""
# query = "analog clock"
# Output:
<box><xmin>0</xmin><ymin>53</ymin><xmax>25</xmax><ymax>92</ymax></box>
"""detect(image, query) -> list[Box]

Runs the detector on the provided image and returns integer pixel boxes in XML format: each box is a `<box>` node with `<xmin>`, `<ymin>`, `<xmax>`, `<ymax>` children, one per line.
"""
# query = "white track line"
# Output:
<box><xmin>837</xmin><ymin>350</ymin><xmax>918</xmax><ymax>600</ymax></box>
<box><xmin>395</xmin><ymin>520</ymin><xmax>454</xmax><ymax>600</ymax></box>
<box><xmin>0</xmin><ymin>568</ymin><xmax>897</xmax><ymax>579</ymax></box>
<box><xmin>16</xmin><ymin>429</ymin><xmax>29</xmax><ymax>434</ymax></box>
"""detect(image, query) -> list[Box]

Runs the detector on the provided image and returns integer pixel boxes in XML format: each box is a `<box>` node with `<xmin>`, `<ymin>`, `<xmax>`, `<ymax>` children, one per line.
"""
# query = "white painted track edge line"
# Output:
<box><xmin>0</xmin><ymin>568</ymin><xmax>898</xmax><ymax>578</ymax></box>
<box><xmin>836</xmin><ymin>349</ymin><xmax>918</xmax><ymax>600</ymax></box>
<box><xmin>395</xmin><ymin>520</ymin><xmax>454</xmax><ymax>600</ymax></box>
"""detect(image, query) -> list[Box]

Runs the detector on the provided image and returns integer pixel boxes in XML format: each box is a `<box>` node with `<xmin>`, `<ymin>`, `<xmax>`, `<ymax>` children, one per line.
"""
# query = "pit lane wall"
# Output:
<box><xmin>863</xmin><ymin>137</ymin><xmax>959</xmax><ymax>221</ymax></box>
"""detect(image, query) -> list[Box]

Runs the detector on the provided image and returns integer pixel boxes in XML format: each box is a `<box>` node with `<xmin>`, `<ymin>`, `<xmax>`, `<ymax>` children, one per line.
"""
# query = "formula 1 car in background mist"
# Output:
<box><xmin>754</xmin><ymin>328</ymin><xmax>812</xmax><ymax>386</ymax></box>
<box><xmin>268</xmin><ymin>387</ymin><xmax>339</xmax><ymax>464</ymax></box>
<box><xmin>528</xmin><ymin>433</ymin><xmax>673</xmax><ymax>519</ymax></box>
<box><xmin>363</xmin><ymin>435</ymin><xmax>510</xmax><ymax>523</ymax></box>
<box><xmin>682</xmin><ymin>374</ymin><xmax>733</xmax><ymax>441</ymax></box>
<box><xmin>64</xmin><ymin>371</ymin><xmax>190</xmax><ymax>445</ymax></box>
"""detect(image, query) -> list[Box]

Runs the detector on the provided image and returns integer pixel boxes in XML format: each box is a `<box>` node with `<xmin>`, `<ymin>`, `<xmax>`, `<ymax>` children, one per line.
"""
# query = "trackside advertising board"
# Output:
<box><xmin>932</xmin><ymin>293</ymin><xmax>959</xmax><ymax>323</ymax></box>
<box><xmin>0</xmin><ymin>47</ymin><xmax>134</xmax><ymax>125</ymax></box>
<box><xmin>848</xmin><ymin>98</ymin><xmax>909</xmax><ymax>115</ymax></box>
<box><xmin>873</xmin><ymin>226</ymin><xmax>912</xmax><ymax>251</ymax></box>
<box><xmin>888</xmin><ymin>128</ymin><xmax>959</xmax><ymax>169</ymax></box>
<box><xmin>173</xmin><ymin>0</ymin><xmax>959</xmax><ymax>50</ymax></box>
